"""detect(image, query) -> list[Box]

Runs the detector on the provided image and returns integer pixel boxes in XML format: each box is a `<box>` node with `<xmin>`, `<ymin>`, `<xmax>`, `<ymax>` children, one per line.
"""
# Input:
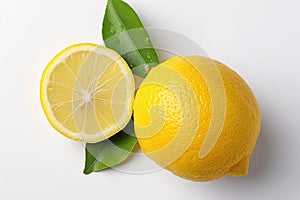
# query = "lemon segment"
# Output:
<box><xmin>40</xmin><ymin>43</ymin><xmax>135</xmax><ymax>143</ymax></box>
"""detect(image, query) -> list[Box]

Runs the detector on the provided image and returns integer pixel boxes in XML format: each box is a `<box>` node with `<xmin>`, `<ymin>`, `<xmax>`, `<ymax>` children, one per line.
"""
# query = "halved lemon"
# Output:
<box><xmin>40</xmin><ymin>43</ymin><xmax>135</xmax><ymax>143</ymax></box>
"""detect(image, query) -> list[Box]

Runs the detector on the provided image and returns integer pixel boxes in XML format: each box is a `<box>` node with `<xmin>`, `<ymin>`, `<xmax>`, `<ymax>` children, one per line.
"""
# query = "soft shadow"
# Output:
<box><xmin>246</xmin><ymin>110</ymin><xmax>277</xmax><ymax>180</ymax></box>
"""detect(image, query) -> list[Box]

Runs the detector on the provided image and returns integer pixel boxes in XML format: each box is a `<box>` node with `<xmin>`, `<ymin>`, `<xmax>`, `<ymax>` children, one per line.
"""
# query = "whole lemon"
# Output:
<box><xmin>133</xmin><ymin>56</ymin><xmax>261</xmax><ymax>182</ymax></box>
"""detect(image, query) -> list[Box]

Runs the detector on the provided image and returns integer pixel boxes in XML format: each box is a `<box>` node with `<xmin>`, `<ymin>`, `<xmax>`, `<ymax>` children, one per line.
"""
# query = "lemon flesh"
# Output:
<box><xmin>133</xmin><ymin>56</ymin><xmax>261</xmax><ymax>182</ymax></box>
<box><xmin>40</xmin><ymin>43</ymin><xmax>135</xmax><ymax>143</ymax></box>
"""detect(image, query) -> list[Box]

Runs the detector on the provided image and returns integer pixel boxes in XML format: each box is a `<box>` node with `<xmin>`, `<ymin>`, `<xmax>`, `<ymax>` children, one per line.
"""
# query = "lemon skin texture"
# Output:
<box><xmin>133</xmin><ymin>56</ymin><xmax>261</xmax><ymax>182</ymax></box>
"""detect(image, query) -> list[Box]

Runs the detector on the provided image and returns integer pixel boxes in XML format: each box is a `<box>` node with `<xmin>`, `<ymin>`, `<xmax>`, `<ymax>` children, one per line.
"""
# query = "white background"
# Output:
<box><xmin>1</xmin><ymin>0</ymin><xmax>300</xmax><ymax>199</ymax></box>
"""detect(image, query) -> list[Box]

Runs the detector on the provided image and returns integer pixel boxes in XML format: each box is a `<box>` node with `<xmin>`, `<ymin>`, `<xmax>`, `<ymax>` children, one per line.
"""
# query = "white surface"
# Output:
<box><xmin>1</xmin><ymin>0</ymin><xmax>300</xmax><ymax>199</ymax></box>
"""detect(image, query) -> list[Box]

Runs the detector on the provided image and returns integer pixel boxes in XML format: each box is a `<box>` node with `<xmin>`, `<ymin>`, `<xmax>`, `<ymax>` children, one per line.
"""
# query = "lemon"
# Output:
<box><xmin>133</xmin><ymin>56</ymin><xmax>261</xmax><ymax>182</ymax></box>
<box><xmin>40</xmin><ymin>43</ymin><xmax>135</xmax><ymax>143</ymax></box>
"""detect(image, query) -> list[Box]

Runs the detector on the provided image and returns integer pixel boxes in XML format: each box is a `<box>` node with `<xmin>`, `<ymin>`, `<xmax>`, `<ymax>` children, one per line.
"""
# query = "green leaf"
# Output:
<box><xmin>83</xmin><ymin>0</ymin><xmax>159</xmax><ymax>175</ymax></box>
<box><xmin>84</xmin><ymin>121</ymin><xmax>137</xmax><ymax>175</ymax></box>
<box><xmin>102</xmin><ymin>0</ymin><xmax>159</xmax><ymax>78</ymax></box>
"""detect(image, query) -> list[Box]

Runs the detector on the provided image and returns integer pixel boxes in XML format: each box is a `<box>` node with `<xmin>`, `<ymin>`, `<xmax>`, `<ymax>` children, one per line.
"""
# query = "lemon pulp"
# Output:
<box><xmin>40</xmin><ymin>43</ymin><xmax>135</xmax><ymax>143</ymax></box>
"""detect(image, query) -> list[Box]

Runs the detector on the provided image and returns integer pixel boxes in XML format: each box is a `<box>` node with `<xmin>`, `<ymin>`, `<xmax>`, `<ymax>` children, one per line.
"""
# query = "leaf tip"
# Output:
<box><xmin>83</xmin><ymin>167</ymin><xmax>92</xmax><ymax>175</ymax></box>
